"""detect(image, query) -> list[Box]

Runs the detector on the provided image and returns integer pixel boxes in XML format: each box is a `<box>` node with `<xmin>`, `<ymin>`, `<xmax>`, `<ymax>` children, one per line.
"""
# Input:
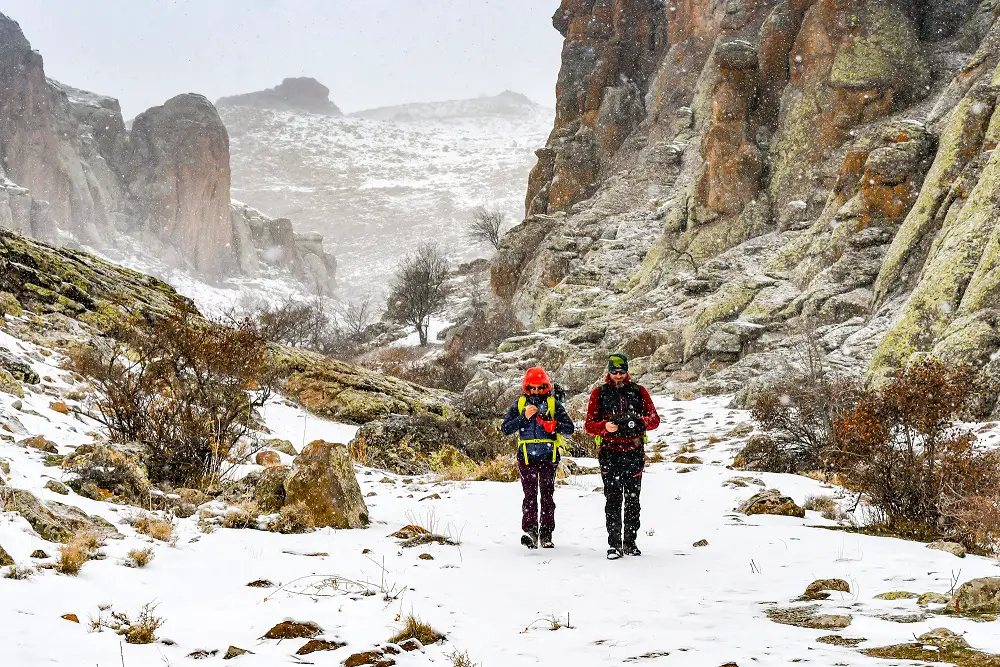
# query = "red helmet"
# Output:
<box><xmin>522</xmin><ymin>367</ymin><xmax>551</xmax><ymax>394</ymax></box>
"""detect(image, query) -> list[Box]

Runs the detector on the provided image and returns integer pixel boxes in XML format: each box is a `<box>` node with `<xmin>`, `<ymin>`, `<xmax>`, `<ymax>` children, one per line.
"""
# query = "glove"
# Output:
<box><xmin>539</xmin><ymin>418</ymin><xmax>558</xmax><ymax>434</ymax></box>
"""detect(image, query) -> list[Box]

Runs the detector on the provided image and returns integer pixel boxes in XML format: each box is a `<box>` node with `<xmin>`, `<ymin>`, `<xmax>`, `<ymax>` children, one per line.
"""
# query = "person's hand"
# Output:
<box><xmin>524</xmin><ymin>405</ymin><xmax>539</xmax><ymax>419</ymax></box>
<box><xmin>605</xmin><ymin>422</ymin><xmax>618</xmax><ymax>433</ymax></box>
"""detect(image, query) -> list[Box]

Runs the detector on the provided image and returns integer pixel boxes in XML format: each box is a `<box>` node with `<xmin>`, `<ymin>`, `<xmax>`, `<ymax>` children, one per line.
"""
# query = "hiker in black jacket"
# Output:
<box><xmin>585</xmin><ymin>352</ymin><xmax>661</xmax><ymax>559</ymax></box>
<box><xmin>501</xmin><ymin>366</ymin><xmax>574</xmax><ymax>549</ymax></box>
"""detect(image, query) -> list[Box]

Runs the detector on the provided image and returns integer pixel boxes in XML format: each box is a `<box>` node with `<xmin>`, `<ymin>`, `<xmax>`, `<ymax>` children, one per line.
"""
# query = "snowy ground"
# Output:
<box><xmin>3</xmin><ymin>321</ymin><xmax>1000</xmax><ymax>666</ymax></box>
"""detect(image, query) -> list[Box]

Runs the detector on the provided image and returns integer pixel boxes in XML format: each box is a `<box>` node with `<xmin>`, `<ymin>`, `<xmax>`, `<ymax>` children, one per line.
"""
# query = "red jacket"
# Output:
<box><xmin>585</xmin><ymin>375</ymin><xmax>660</xmax><ymax>449</ymax></box>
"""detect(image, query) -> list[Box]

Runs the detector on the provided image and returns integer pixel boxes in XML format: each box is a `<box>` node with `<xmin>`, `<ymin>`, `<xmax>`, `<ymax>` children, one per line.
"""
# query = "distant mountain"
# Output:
<box><xmin>217</xmin><ymin>77</ymin><xmax>342</xmax><ymax>115</ymax></box>
<box><xmin>352</xmin><ymin>91</ymin><xmax>542</xmax><ymax>122</ymax></box>
<box><xmin>220</xmin><ymin>92</ymin><xmax>553</xmax><ymax>293</ymax></box>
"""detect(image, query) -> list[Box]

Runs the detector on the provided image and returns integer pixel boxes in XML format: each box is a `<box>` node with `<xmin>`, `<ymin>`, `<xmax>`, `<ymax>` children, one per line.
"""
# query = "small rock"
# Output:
<box><xmin>804</xmin><ymin>579</ymin><xmax>850</xmax><ymax>600</ymax></box>
<box><xmin>266</xmin><ymin>438</ymin><xmax>297</xmax><ymax>456</ymax></box>
<box><xmin>927</xmin><ymin>540</ymin><xmax>966</xmax><ymax>558</ymax></box>
<box><xmin>245</xmin><ymin>579</ymin><xmax>273</xmax><ymax>588</ymax></box>
<box><xmin>738</xmin><ymin>489</ymin><xmax>805</xmax><ymax>518</ymax></box>
<box><xmin>30</xmin><ymin>550</ymin><xmax>49</xmax><ymax>559</ymax></box>
<box><xmin>0</xmin><ymin>543</ymin><xmax>12</xmax><ymax>566</ymax></box>
<box><xmin>418</xmin><ymin>553</ymin><xmax>434</xmax><ymax>560</ymax></box>
<box><xmin>398</xmin><ymin>638</ymin><xmax>422</xmax><ymax>652</ymax></box>
<box><xmin>727</xmin><ymin>423</ymin><xmax>753</xmax><ymax>437</ymax></box>
<box><xmin>44</xmin><ymin>480</ymin><xmax>70</xmax><ymax>495</ymax></box>
<box><xmin>61</xmin><ymin>614</ymin><xmax>79</xmax><ymax>623</ymax></box>
<box><xmin>223</xmin><ymin>646</ymin><xmax>252</xmax><ymax>660</ymax></box>
<box><xmin>693</xmin><ymin>539</ymin><xmax>709</xmax><ymax>547</ymax></box>
<box><xmin>362</xmin><ymin>548</ymin><xmax>372</xmax><ymax>554</ymax></box>
<box><xmin>0</xmin><ymin>459</ymin><xmax>9</xmax><ymax>474</ymax></box>
<box><xmin>261</xmin><ymin>620</ymin><xmax>322</xmax><ymax>640</ymax></box>
<box><xmin>916</xmin><ymin>628</ymin><xmax>969</xmax><ymax>650</ymax></box>
<box><xmin>677</xmin><ymin>467</ymin><xmax>694</xmax><ymax>474</ymax></box>
<box><xmin>187</xmin><ymin>650</ymin><xmax>218</xmax><ymax>659</ymax></box>
<box><xmin>296</xmin><ymin>639</ymin><xmax>347</xmax><ymax>655</ymax></box>
<box><xmin>391</xmin><ymin>525</ymin><xmax>430</xmax><ymax>540</ymax></box>
<box><xmin>874</xmin><ymin>591</ymin><xmax>919</xmax><ymax>600</ymax></box>
<box><xmin>673</xmin><ymin>455</ymin><xmax>703</xmax><ymax>465</ymax></box>
<box><xmin>255</xmin><ymin>450</ymin><xmax>282</xmax><ymax>467</ymax></box>
<box><xmin>816</xmin><ymin>636</ymin><xmax>865</xmax><ymax>647</ymax></box>
<box><xmin>49</xmin><ymin>402</ymin><xmax>69</xmax><ymax>415</ymax></box>
<box><xmin>20</xmin><ymin>435</ymin><xmax>58</xmax><ymax>454</ymax></box>
<box><xmin>917</xmin><ymin>592</ymin><xmax>950</xmax><ymax>606</ymax></box>
<box><xmin>344</xmin><ymin>651</ymin><xmax>394</xmax><ymax>667</ymax></box>
<box><xmin>419</xmin><ymin>493</ymin><xmax>441</xmax><ymax>501</ymax></box>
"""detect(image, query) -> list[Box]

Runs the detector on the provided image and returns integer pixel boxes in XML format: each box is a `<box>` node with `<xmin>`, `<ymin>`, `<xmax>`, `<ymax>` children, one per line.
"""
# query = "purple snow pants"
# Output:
<box><xmin>518</xmin><ymin>459</ymin><xmax>558</xmax><ymax>533</ymax></box>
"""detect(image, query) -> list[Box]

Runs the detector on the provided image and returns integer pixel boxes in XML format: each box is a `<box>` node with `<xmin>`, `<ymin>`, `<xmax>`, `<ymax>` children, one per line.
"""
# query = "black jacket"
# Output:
<box><xmin>501</xmin><ymin>393</ymin><xmax>575</xmax><ymax>442</ymax></box>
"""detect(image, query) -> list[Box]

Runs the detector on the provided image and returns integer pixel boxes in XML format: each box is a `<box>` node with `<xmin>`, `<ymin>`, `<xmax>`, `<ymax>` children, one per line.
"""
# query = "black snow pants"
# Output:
<box><xmin>599</xmin><ymin>445</ymin><xmax>644</xmax><ymax>548</ymax></box>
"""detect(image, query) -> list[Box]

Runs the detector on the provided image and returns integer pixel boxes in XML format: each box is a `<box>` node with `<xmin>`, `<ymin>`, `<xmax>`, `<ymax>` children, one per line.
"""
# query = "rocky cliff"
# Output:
<box><xmin>0</xmin><ymin>13</ymin><xmax>336</xmax><ymax>291</ymax></box>
<box><xmin>217</xmin><ymin>77</ymin><xmax>342</xmax><ymax>115</ymax></box>
<box><xmin>488</xmin><ymin>0</ymin><xmax>1000</xmax><ymax>399</ymax></box>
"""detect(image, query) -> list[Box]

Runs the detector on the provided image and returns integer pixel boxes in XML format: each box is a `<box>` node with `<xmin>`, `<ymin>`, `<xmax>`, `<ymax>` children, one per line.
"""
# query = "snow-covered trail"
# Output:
<box><xmin>3</xmin><ymin>329</ymin><xmax>1000</xmax><ymax>666</ymax></box>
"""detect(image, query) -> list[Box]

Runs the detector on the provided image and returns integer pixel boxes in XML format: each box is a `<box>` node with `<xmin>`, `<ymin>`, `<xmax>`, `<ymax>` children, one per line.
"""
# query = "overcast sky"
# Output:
<box><xmin>2</xmin><ymin>0</ymin><xmax>564</xmax><ymax>119</ymax></box>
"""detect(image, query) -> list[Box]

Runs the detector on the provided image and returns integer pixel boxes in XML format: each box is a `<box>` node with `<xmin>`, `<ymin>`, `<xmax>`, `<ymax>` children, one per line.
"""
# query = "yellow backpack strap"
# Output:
<box><xmin>518</xmin><ymin>396</ymin><xmax>526</xmax><ymax>414</ymax></box>
<box><xmin>547</xmin><ymin>396</ymin><xmax>555</xmax><ymax>417</ymax></box>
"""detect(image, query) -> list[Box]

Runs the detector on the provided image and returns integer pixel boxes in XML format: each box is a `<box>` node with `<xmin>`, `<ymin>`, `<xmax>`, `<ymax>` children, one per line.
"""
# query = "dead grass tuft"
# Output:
<box><xmin>56</xmin><ymin>529</ymin><xmax>102</xmax><ymax>575</ymax></box>
<box><xmin>125</xmin><ymin>548</ymin><xmax>154</xmax><ymax>568</ymax></box>
<box><xmin>389</xmin><ymin>613</ymin><xmax>445</xmax><ymax>646</ymax></box>
<box><xmin>266</xmin><ymin>503</ymin><xmax>314</xmax><ymax>534</ymax></box>
<box><xmin>220</xmin><ymin>500</ymin><xmax>260</xmax><ymax>530</ymax></box>
<box><xmin>131</xmin><ymin>515</ymin><xmax>174</xmax><ymax>542</ymax></box>
<box><xmin>3</xmin><ymin>563</ymin><xmax>35</xmax><ymax>580</ymax></box>
<box><xmin>91</xmin><ymin>602</ymin><xmax>164</xmax><ymax>644</ymax></box>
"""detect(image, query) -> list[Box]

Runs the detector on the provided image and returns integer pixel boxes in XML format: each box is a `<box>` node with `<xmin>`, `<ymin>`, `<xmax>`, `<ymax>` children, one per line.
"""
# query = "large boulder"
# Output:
<box><xmin>0</xmin><ymin>542</ymin><xmax>13</xmax><ymax>566</ymax></box>
<box><xmin>946</xmin><ymin>577</ymin><xmax>1000</xmax><ymax>615</ymax></box>
<box><xmin>123</xmin><ymin>94</ymin><xmax>234</xmax><ymax>276</ymax></box>
<box><xmin>284</xmin><ymin>441</ymin><xmax>368</xmax><ymax>529</ymax></box>
<box><xmin>348</xmin><ymin>413</ymin><xmax>468</xmax><ymax>475</ymax></box>
<box><xmin>0</xmin><ymin>489</ymin><xmax>119</xmax><ymax>543</ymax></box>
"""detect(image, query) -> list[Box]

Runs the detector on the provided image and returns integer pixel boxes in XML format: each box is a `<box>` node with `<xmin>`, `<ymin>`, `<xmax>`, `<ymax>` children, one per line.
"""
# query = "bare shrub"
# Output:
<box><xmin>125</xmin><ymin>548</ymin><xmax>154</xmax><ymax>568</ymax></box>
<box><xmin>803</xmin><ymin>495</ymin><xmax>837</xmax><ymax>513</ymax></box>
<box><xmin>64</xmin><ymin>443</ymin><xmax>151</xmax><ymax>502</ymax></box>
<box><xmin>830</xmin><ymin>358</ymin><xmax>1000</xmax><ymax>548</ymax></box>
<box><xmin>364</xmin><ymin>347</ymin><xmax>473</xmax><ymax>393</ymax></box>
<box><xmin>70</xmin><ymin>312</ymin><xmax>274</xmax><ymax>487</ymax></box>
<box><xmin>56</xmin><ymin>529</ymin><xmax>102</xmax><ymax>575</ymax></box>
<box><xmin>266</xmin><ymin>503</ymin><xmax>314</xmax><ymax>534</ymax></box>
<box><xmin>4</xmin><ymin>564</ymin><xmax>34</xmax><ymax>580</ymax></box>
<box><xmin>447</xmin><ymin>649</ymin><xmax>481</xmax><ymax>667</ymax></box>
<box><xmin>131</xmin><ymin>515</ymin><xmax>174</xmax><ymax>542</ymax></box>
<box><xmin>91</xmin><ymin>602</ymin><xmax>164</xmax><ymax>645</ymax></box>
<box><xmin>733</xmin><ymin>434</ymin><xmax>795</xmax><ymax>473</ymax></box>
<box><xmin>389</xmin><ymin>613</ymin><xmax>446</xmax><ymax>646</ymax></box>
<box><xmin>385</xmin><ymin>242</ymin><xmax>451</xmax><ymax>346</ymax></box>
<box><xmin>466</xmin><ymin>207</ymin><xmax>507</xmax><ymax>251</ymax></box>
<box><xmin>220</xmin><ymin>501</ymin><xmax>261</xmax><ymax>530</ymax></box>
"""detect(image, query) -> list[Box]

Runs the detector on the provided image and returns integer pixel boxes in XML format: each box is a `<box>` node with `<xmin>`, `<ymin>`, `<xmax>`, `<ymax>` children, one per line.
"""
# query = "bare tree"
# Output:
<box><xmin>467</xmin><ymin>207</ymin><xmax>507</xmax><ymax>251</ymax></box>
<box><xmin>386</xmin><ymin>243</ymin><xmax>452</xmax><ymax>346</ymax></box>
<box><xmin>340</xmin><ymin>294</ymin><xmax>375</xmax><ymax>343</ymax></box>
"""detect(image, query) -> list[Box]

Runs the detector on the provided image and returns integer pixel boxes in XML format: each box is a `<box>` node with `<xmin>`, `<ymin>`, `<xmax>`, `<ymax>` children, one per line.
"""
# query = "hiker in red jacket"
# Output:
<box><xmin>585</xmin><ymin>352</ymin><xmax>660</xmax><ymax>559</ymax></box>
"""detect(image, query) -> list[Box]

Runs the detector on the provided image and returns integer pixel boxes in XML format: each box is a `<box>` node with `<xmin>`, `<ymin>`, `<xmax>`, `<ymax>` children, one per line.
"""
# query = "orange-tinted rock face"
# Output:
<box><xmin>125</xmin><ymin>94</ymin><xmax>235</xmax><ymax>276</ymax></box>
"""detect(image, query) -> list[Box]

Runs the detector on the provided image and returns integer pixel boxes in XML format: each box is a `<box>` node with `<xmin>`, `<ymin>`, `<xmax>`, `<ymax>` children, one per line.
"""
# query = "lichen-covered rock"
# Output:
<box><xmin>0</xmin><ymin>489</ymin><xmax>119</xmax><ymax>543</ymax></box>
<box><xmin>226</xmin><ymin>466</ymin><xmax>288</xmax><ymax>515</ymax></box>
<box><xmin>284</xmin><ymin>441</ymin><xmax>368</xmax><ymax>529</ymax></box>
<box><xmin>0</xmin><ymin>542</ymin><xmax>13</xmax><ymax>566</ymax></box>
<box><xmin>927</xmin><ymin>541</ymin><xmax>967</xmax><ymax>558</ymax></box>
<box><xmin>349</xmin><ymin>413</ymin><xmax>468</xmax><ymax>476</ymax></box>
<box><xmin>738</xmin><ymin>489</ymin><xmax>805</xmax><ymax>518</ymax></box>
<box><xmin>803</xmin><ymin>579</ymin><xmax>850</xmax><ymax>600</ymax></box>
<box><xmin>947</xmin><ymin>577</ymin><xmax>1000</xmax><ymax>615</ymax></box>
<box><xmin>255</xmin><ymin>450</ymin><xmax>282</xmax><ymax>467</ymax></box>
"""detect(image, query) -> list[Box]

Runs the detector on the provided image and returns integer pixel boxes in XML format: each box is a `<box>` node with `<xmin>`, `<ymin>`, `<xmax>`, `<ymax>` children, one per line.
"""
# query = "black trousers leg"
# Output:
<box><xmin>603</xmin><ymin>473</ymin><xmax>624</xmax><ymax>548</ymax></box>
<box><xmin>623</xmin><ymin>472</ymin><xmax>643</xmax><ymax>546</ymax></box>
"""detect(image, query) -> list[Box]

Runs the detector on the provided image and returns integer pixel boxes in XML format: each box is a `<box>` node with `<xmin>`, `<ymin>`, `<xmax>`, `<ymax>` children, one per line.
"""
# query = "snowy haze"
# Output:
<box><xmin>3</xmin><ymin>0</ymin><xmax>563</xmax><ymax>119</ymax></box>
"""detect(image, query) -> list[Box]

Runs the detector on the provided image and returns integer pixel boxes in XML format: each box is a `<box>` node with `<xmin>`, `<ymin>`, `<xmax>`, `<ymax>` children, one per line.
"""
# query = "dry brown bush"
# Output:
<box><xmin>3</xmin><ymin>564</ymin><xmax>34</xmax><ymax>580</ymax></box>
<box><xmin>92</xmin><ymin>602</ymin><xmax>164</xmax><ymax>644</ymax></box>
<box><xmin>389</xmin><ymin>613</ymin><xmax>445</xmax><ymax>646</ymax></box>
<box><xmin>56</xmin><ymin>529</ymin><xmax>102</xmax><ymax>575</ymax></box>
<box><xmin>266</xmin><ymin>503</ymin><xmax>314</xmax><ymax>534</ymax></box>
<box><xmin>220</xmin><ymin>500</ymin><xmax>261</xmax><ymax>530</ymax></box>
<box><xmin>70</xmin><ymin>312</ymin><xmax>274</xmax><ymax>487</ymax></box>
<box><xmin>474</xmin><ymin>455</ymin><xmax>520</xmax><ymax>482</ymax></box>
<box><xmin>126</xmin><ymin>548</ymin><xmax>154</xmax><ymax>568</ymax></box>
<box><xmin>131</xmin><ymin>515</ymin><xmax>174</xmax><ymax>542</ymax></box>
<box><xmin>830</xmin><ymin>358</ymin><xmax>1000</xmax><ymax>549</ymax></box>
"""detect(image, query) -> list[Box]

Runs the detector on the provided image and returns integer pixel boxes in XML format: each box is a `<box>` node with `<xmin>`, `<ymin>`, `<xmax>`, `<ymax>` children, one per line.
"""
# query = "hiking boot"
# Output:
<box><xmin>539</xmin><ymin>529</ymin><xmax>554</xmax><ymax>549</ymax></box>
<box><xmin>623</xmin><ymin>542</ymin><xmax>642</xmax><ymax>556</ymax></box>
<box><xmin>607</xmin><ymin>547</ymin><xmax>624</xmax><ymax>560</ymax></box>
<box><xmin>520</xmin><ymin>531</ymin><xmax>538</xmax><ymax>550</ymax></box>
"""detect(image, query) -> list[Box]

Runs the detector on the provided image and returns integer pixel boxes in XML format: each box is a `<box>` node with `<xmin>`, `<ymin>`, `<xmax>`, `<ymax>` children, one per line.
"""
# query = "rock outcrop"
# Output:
<box><xmin>483</xmin><ymin>0</ymin><xmax>1000</xmax><ymax>400</ymax></box>
<box><xmin>217</xmin><ymin>77</ymin><xmax>342</xmax><ymax>115</ymax></box>
<box><xmin>123</xmin><ymin>94</ymin><xmax>234</xmax><ymax>276</ymax></box>
<box><xmin>284</xmin><ymin>440</ymin><xmax>368</xmax><ymax>529</ymax></box>
<box><xmin>0</xmin><ymin>12</ymin><xmax>336</xmax><ymax>292</ymax></box>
